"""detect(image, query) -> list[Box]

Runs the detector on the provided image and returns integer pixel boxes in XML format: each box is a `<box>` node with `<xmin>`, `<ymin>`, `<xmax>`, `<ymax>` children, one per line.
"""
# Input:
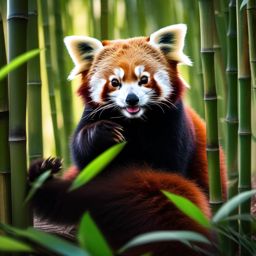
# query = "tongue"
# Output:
<box><xmin>126</xmin><ymin>106</ymin><xmax>140</xmax><ymax>114</ymax></box>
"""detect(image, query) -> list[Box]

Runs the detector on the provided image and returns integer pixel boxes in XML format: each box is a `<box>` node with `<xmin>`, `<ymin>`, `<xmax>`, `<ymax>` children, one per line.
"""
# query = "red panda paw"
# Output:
<box><xmin>28</xmin><ymin>157</ymin><xmax>62</xmax><ymax>182</ymax></box>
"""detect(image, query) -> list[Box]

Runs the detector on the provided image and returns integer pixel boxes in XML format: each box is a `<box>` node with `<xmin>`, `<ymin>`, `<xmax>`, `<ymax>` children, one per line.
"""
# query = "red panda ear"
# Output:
<box><xmin>149</xmin><ymin>24</ymin><xmax>192</xmax><ymax>66</ymax></box>
<box><xmin>64</xmin><ymin>36</ymin><xmax>103</xmax><ymax>80</ymax></box>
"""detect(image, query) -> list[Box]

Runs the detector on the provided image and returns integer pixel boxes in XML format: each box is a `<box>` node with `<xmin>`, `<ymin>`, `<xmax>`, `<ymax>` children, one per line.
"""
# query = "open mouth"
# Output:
<box><xmin>125</xmin><ymin>106</ymin><xmax>141</xmax><ymax>114</ymax></box>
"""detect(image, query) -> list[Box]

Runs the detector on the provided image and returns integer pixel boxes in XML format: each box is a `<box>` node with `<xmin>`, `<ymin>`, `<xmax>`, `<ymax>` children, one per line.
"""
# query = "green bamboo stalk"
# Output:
<box><xmin>53</xmin><ymin>0</ymin><xmax>74</xmax><ymax>165</ymax></box>
<box><xmin>39</xmin><ymin>0</ymin><xmax>61</xmax><ymax>157</ymax></box>
<box><xmin>198</xmin><ymin>0</ymin><xmax>223</xmax><ymax>214</ymax></box>
<box><xmin>27</xmin><ymin>0</ymin><xmax>43</xmax><ymax>164</ymax></box>
<box><xmin>236</xmin><ymin>1</ymin><xmax>252</xmax><ymax>253</ymax></box>
<box><xmin>124</xmin><ymin>0</ymin><xmax>140</xmax><ymax>37</ymax></box>
<box><xmin>0</xmin><ymin>11</ymin><xmax>11</xmax><ymax>225</ymax></box>
<box><xmin>225</xmin><ymin>1</ymin><xmax>238</xmax><ymax>254</ymax></box>
<box><xmin>100</xmin><ymin>0</ymin><xmax>109</xmax><ymax>40</ymax></box>
<box><xmin>136</xmin><ymin>0</ymin><xmax>146</xmax><ymax>35</ymax></box>
<box><xmin>89</xmin><ymin>0</ymin><xmax>100</xmax><ymax>38</ymax></box>
<box><xmin>7</xmin><ymin>0</ymin><xmax>30</xmax><ymax>227</ymax></box>
<box><xmin>182</xmin><ymin>0</ymin><xmax>205</xmax><ymax>118</ymax></box>
<box><xmin>247</xmin><ymin>0</ymin><xmax>256</xmax><ymax>106</ymax></box>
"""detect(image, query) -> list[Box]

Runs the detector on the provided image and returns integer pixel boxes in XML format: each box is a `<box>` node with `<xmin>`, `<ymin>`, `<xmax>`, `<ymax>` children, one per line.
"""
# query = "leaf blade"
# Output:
<box><xmin>119</xmin><ymin>231</ymin><xmax>211</xmax><ymax>254</ymax></box>
<box><xmin>0</xmin><ymin>49</ymin><xmax>41</xmax><ymax>80</ymax></box>
<box><xmin>213</xmin><ymin>190</ymin><xmax>256</xmax><ymax>223</ymax></box>
<box><xmin>0</xmin><ymin>236</ymin><xmax>33</xmax><ymax>252</ymax></box>
<box><xmin>69</xmin><ymin>142</ymin><xmax>126</xmax><ymax>191</ymax></box>
<box><xmin>78</xmin><ymin>212</ymin><xmax>113</xmax><ymax>256</ymax></box>
<box><xmin>162</xmin><ymin>190</ymin><xmax>211</xmax><ymax>228</ymax></box>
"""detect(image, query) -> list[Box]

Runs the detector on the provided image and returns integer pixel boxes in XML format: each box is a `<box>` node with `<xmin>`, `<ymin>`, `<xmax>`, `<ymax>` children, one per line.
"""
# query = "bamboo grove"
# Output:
<box><xmin>0</xmin><ymin>0</ymin><xmax>255</xmax><ymax>255</ymax></box>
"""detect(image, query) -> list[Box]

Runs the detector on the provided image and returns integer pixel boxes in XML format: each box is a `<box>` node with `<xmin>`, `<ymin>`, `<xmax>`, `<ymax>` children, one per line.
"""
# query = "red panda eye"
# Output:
<box><xmin>139</xmin><ymin>75</ymin><xmax>148</xmax><ymax>85</ymax></box>
<box><xmin>111</xmin><ymin>78</ymin><xmax>121</xmax><ymax>87</ymax></box>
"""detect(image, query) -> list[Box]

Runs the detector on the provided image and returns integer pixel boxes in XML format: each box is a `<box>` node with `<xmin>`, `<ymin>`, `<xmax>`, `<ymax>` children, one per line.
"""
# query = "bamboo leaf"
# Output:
<box><xmin>119</xmin><ymin>231</ymin><xmax>210</xmax><ymax>254</ymax></box>
<box><xmin>240</xmin><ymin>0</ymin><xmax>248</xmax><ymax>9</ymax></box>
<box><xmin>78</xmin><ymin>212</ymin><xmax>113</xmax><ymax>256</ymax></box>
<box><xmin>69</xmin><ymin>142</ymin><xmax>126</xmax><ymax>191</ymax></box>
<box><xmin>25</xmin><ymin>170</ymin><xmax>51</xmax><ymax>203</ymax></box>
<box><xmin>0</xmin><ymin>236</ymin><xmax>33</xmax><ymax>252</ymax></box>
<box><xmin>0</xmin><ymin>223</ymin><xmax>89</xmax><ymax>256</ymax></box>
<box><xmin>212</xmin><ymin>190</ymin><xmax>256</xmax><ymax>223</ymax></box>
<box><xmin>162</xmin><ymin>190</ymin><xmax>211</xmax><ymax>228</ymax></box>
<box><xmin>0</xmin><ymin>49</ymin><xmax>41</xmax><ymax>80</ymax></box>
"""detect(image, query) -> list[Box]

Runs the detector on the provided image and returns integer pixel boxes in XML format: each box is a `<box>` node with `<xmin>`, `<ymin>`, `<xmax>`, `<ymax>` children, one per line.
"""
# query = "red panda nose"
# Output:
<box><xmin>126</xmin><ymin>93</ymin><xmax>139</xmax><ymax>106</ymax></box>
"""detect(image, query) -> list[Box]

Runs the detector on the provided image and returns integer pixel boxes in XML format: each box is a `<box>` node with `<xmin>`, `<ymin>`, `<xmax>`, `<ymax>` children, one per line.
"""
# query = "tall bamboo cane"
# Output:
<box><xmin>0</xmin><ymin>11</ymin><xmax>11</xmax><ymax>225</ymax></box>
<box><xmin>236</xmin><ymin>1</ymin><xmax>252</xmax><ymax>253</ymax></box>
<box><xmin>100</xmin><ymin>0</ymin><xmax>109</xmax><ymax>40</ymax></box>
<box><xmin>226</xmin><ymin>1</ymin><xmax>238</xmax><ymax>254</ymax></box>
<box><xmin>53</xmin><ymin>0</ymin><xmax>74</xmax><ymax>165</ymax></box>
<box><xmin>247</xmin><ymin>0</ymin><xmax>256</xmax><ymax>104</ymax></box>
<box><xmin>198</xmin><ymin>0</ymin><xmax>223</xmax><ymax>214</ymax></box>
<box><xmin>27</xmin><ymin>0</ymin><xmax>43</xmax><ymax>164</ymax></box>
<box><xmin>7</xmin><ymin>0</ymin><xmax>30</xmax><ymax>227</ymax></box>
<box><xmin>39</xmin><ymin>0</ymin><xmax>61</xmax><ymax>157</ymax></box>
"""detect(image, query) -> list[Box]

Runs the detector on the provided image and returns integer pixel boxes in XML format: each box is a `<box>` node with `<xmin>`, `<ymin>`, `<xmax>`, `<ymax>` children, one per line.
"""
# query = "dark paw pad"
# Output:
<box><xmin>28</xmin><ymin>157</ymin><xmax>62</xmax><ymax>182</ymax></box>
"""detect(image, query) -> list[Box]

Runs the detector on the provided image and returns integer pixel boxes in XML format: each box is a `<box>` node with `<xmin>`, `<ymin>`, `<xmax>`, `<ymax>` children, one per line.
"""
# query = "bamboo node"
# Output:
<box><xmin>204</xmin><ymin>95</ymin><xmax>217</xmax><ymax>101</ymax></box>
<box><xmin>9</xmin><ymin>136</ymin><xmax>26</xmax><ymax>142</ymax></box>
<box><xmin>206</xmin><ymin>146</ymin><xmax>219</xmax><ymax>152</ymax></box>
<box><xmin>238</xmin><ymin>131</ymin><xmax>251</xmax><ymax>135</ymax></box>
<box><xmin>27</xmin><ymin>81</ymin><xmax>42</xmax><ymax>86</ymax></box>
<box><xmin>200</xmin><ymin>48</ymin><xmax>214</xmax><ymax>53</ymax></box>
<box><xmin>225</xmin><ymin>117</ymin><xmax>238</xmax><ymax>123</ymax></box>
<box><xmin>7</xmin><ymin>14</ymin><xmax>28</xmax><ymax>21</ymax></box>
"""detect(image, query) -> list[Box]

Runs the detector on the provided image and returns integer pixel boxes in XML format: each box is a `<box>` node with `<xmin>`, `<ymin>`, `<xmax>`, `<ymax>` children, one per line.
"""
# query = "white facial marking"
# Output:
<box><xmin>134</xmin><ymin>65</ymin><xmax>145</xmax><ymax>78</ymax></box>
<box><xmin>154</xmin><ymin>70</ymin><xmax>172</xmax><ymax>98</ymax></box>
<box><xmin>89</xmin><ymin>75</ymin><xmax>106</xmax><ymax>103</ymax></box>
<box><xmin>114</xmin><ymin>67</ymin><xmax>125</xmax><ymax>79</ymax></box>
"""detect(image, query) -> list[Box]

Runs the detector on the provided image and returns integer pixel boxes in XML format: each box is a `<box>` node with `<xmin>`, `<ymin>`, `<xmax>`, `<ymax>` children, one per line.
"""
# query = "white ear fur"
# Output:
<box><xmin>149</xmin><ymin>24</ymin><xmax>192</xmax><ymax>66</ymax></box>
<box><xmin>64</xmin><ymin>36</ymin><xmax>103</xmax><ymax>80</ymax></box>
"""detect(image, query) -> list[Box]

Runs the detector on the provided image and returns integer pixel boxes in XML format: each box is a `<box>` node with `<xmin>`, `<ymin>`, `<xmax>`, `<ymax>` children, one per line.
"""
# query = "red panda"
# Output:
<box><xmin>29</xmin><ymin>24</ymin><xmax>227</xmax><ymax>255</ymax></box>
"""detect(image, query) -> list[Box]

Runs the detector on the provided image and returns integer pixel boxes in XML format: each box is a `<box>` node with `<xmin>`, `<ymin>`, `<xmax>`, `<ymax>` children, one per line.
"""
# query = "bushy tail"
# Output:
<box><xmin>29</xmin><ymin>160</ymin><xmax>213</xmax><ymax>256</ymax></box>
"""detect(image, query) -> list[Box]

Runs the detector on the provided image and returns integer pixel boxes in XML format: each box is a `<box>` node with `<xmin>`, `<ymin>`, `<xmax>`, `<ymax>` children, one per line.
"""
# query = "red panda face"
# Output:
<box><xmin>64</xmin><ymin>24</ymin><xmax>191</xmax><ymax>118</ymax></box>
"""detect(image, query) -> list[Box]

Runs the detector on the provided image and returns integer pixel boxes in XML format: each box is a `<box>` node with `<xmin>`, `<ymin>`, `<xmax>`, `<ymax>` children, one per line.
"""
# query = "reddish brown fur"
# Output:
<box><xmin>78</xmin><ymin>37</ymin><xmax>180</xmax><ymax>104</ymax></box>
<box><xmin>72</xmin><ymin>167</ymin><xmax>213</xmax><ymax>255</ymax></box>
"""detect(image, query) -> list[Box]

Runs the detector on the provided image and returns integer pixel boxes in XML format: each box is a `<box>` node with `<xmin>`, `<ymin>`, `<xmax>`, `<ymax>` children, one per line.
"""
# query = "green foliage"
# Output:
<box><xmin>25</xmin><ymin>170</ymin><xmax>51</xmax><ymax>203</ymax></box>
<box><xmin>0</xmin><ymin>223</ymin><xmax>89</xmax><ymax>256</ymax></box>
<box><xmin>0</xmin><ymin>49</ymin><xmax>41</xmax><ymax>81</ymax></box>
<box><xmin>162</xmin><ymin>190</ymin><xmax>211</xmax><ymax>228</ymax></box>
<box><xmin>119</xmin><ymin>231</ymin><xmax>211</xmax><ymax>254</ymax></box>
<box><xmin>0</xmin><ymin>235</ymin><xmax>33</xmax><ymax>252</ymax></box>
<box><xmin>69</xmin><ymin>142</ymin><xmax>126</xmax><ymax>191</ymax></box>
<box><xmin>78</xmin><ymin>212</ymin><xmax>113</xmax><ymax>256</ymax></box>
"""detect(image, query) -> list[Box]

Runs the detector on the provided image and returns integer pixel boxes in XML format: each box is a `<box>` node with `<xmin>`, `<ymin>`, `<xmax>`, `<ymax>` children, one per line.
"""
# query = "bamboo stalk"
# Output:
<box><xmin>39</xmin><ymin>0</ymin><xmax>62</xmax><ymax>157</ymax></box>
<box><xmin>100</xmin><ymin>0</ymin><xmax>109</xmax><ymax>40</ymax></box>
<box><xmin>198</xmin><ymin>0</ymin><xmax>223</xmax><ymax>214</ymax></box>
<box><xmin>247</xmin><ymin>0</ymin><xmax>256</xmax><ymax>108</ymax></box>
<box><xmin>27</xmin><ymin>0</ymin><xmax>43</xmax><ymax>164</ymax></box>
<box><xmin>0</xmin><ymin>11</ymin><xmax>11</xmax><ymax>225</ymax></box>
<box><xmin>236</xmin><ymin>1</ymin><xmax>252</xmax><ymax>253</ymax></box>
<box><xmin>124</xmin><ymin>0</ymin><xmax>140</xmax><ymax>37</ymax></box>
<box><xmin>225</xmin><ymin>1</ymin><xmax>238</xmax><ymax>254</ymax></box>
<box><xmin>89</xmin><ymin>0</ymin><xmax>100</xmax><ymax>38</ymax></box>
<box><xmin>52</xmin><ymin>0</ymin><xmax>74</xmax><ymax>165</ymax></box>
<box><xmin>7</xmin><ymin>0</ymin><xmax>30</xmax><ymax>227</ymax></box>
<box><xmin>182</xmin><ymin>0</ymin><xmax>205</xmax><ymax>118</ymax></box>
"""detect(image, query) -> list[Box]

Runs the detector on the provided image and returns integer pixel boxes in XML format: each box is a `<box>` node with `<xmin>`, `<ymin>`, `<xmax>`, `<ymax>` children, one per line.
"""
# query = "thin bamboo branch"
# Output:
<box><xmin>39</xmin><ymin>0</ymin><xmax>62</xmax><ymax>157</ymax></box>
<box><xmin>198</xmin><ymin>0</ymin><xmax>223</xmax><ymax>214</ymax></box>
<box><xmin>100</xmin><ymin>0</ymin><xmax>109</xmax><ymax>40</ymax></box>
<box><xmin>27</xmin><ymin>0</ymin><xmax>43</xmax><ymax>164</ymax></box>
<box><xmin>237</xmin><ymin>1</ymin><xmax>252</xmax><ymax>253</ymax></box>
<box><xmin>7</xmin><ymin>0</ymin><xmax>30</xmax><ymax>227</ymax></box>
<box><xmin>225</xmin><ymin>1</ymin><xmax>238</xmax><ymax>254</ymax></box>
<box><xmin>0</xmin><ymin>11</ymin><xmax>11</xmax><ymax>225</ymax></box>
<box><xmin>52</xmin><ymin>0</ymin><xmax>74</xmax><ymax>165</ymax></box>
